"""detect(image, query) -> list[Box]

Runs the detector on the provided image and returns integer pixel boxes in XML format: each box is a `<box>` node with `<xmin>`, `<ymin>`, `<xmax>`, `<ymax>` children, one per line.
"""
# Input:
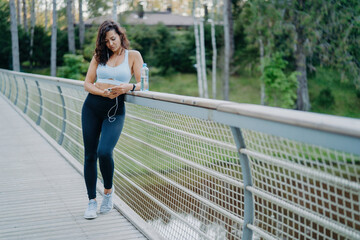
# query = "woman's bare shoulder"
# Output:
<box><xmin>128</xmin><ymin>49</ymin><xmax>141</xmax><ymax>55</ymax></box>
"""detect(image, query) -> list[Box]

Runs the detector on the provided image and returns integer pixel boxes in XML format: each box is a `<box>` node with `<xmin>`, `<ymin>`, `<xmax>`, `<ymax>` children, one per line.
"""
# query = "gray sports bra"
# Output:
<box><xmin>96</xmin><ymin>50</ymin><xmax>132</xmax><ymax>85</ymax></box>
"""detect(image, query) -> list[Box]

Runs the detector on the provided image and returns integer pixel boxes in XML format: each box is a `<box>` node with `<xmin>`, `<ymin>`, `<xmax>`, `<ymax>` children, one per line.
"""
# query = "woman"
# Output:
<box><xmin>82</xmin><ymin>20</ymin><xmax>143</xmax><ymax>219</ymax></box>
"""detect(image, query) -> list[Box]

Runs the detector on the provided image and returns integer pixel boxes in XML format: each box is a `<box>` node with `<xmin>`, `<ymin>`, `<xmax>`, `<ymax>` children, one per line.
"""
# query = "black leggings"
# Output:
<box><xmin>81</xmin><ymin>93</ymin><xmax>125</xmax><ymax>200</ymax></box>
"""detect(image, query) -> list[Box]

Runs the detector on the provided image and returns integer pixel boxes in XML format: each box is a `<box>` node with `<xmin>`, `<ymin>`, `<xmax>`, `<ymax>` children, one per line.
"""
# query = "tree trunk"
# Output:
<box><xmin>194</xmin><ymin>19</ymin><xmax>203</xmax><ymax>98</ymax></box>
<box><xmin>210</xmin><ymin>0</ymin><xmax>217</xmax><ymax>99</ymax></box>
<box><xmin>295</xmin><ymin>34</ymin><xmax>310</xmax><ymax>111</ymax></box>
<box><xmin>50</xmin><ymin>0</ymin><xmax>57</xmax><ymax>77</ymax></box>
<box><xmin>199</xmin><ymin>19</ymin><xmax>208</xmax><ymax>98</ymax></box>
<box><xmin>193</xmin><ymin>0</ymin><xmax>203</xmax><ymax>98</ymax></box>
<box><xmin>10</xmin><ymin>0</ymin><xmax>20</xmax><ymax>71</ymax></box>
<box><xmin>223</xmin><ymin>0</ymin><xmax>230</xmax><ymax>100</ymax></box>
<box><xmin>29</xmin><ymin>0</ymin><xmax>35</xmax><ymax>68</ymax></box>
<box><xmin>259</xmin><ymin>36</ymin><xmax>265</xmax><ymax>105</ymax></box>
<box><xmin>67</xmin><ymin>0</ymin><xmax>75</xmax><ymax>54</ymax></box>
<box><xmin>294</xmin><ymin>0</ymin><xmax>310</xmax><ymax>111</ymax></box>
<box><xmin>226</xmin><ymin>0</ymin><xmax>234</xmax><ymax>58</ymax></box>
<box><xmin>16</xmin><ymin>0</ymin><xmax>20</xmax><ymax>25</ymax></box>
<box><xmin>79</xmin><ymin>0</ymin><xmax>85</xmax><ymax>49</ymax></box>
<box><xmin>22</xmin><ymin>0</ymin><xmax>27</xmax><ymax>32</ymax></box>
<box><xmin>112</xmin><ymin>0</ymin><xmax>118</xmax><ymax>22</ymax></box>
<box><xmin>44</xmin><ymin>0</ymin><xmax>48</xmax><ymax>31</ymax></box>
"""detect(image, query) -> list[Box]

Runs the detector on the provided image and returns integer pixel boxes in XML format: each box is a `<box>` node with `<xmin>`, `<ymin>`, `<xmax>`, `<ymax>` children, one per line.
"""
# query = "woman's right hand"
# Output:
<box><xmin>103</xmin><ymin>89</ymin><xmax>118</xmax><ymax>99</ymax></box>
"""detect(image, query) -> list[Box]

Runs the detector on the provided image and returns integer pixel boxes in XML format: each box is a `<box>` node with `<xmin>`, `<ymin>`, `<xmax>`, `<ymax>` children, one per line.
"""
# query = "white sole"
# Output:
<box><xmin>84</xmin><ymin>215</ymin><xmax>97</xmax><ymax>220</ymax></box>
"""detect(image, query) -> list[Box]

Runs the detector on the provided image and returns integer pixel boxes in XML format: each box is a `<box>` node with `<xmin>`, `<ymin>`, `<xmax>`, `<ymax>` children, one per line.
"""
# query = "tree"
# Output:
<box><xmin>16</xmin><ymin>0</ymin><xmax>20</xmax><ymax>24</ymax></box>
<box><xmin>193</xmin><ymin>1</ymin><xmax>203</xmax><ymax>97</ymax></box>
<box><xmin>238</xmin><ymin>0</ymin><xmax>360</xmax><ymax>110</ymax></box>
<box><xmin>9</xmin><ymin>0</ymin><xmax>20</xmax><ymax>71</ymax></box>
<box><xmin>279</xmin><ymin>0</ymin><xmax>360</xmax><ymax>110</ymax></box>
<box><xmin>291</xmin><ymin>0</ymin><xmax>310</xmax><ymax>111</ymax></box>
<box><xmin>0</xmin><ymin>0</ymin><xmax>11</xmax><ymax>69</ymax></box>
<box><xmin>210</xmin><ymin>0</ymin><xmax>218</xmax><ymax>99</ymax></box>
<box><xmin>22</xmin><ymin>0</ymin><xmax>27</xmax><ymax>32</ymax></box>
<box><xmin>50</xmin><ymin>0</ymin><xmax>57</xmax><ymax>76</ymax></box>
<box><xmin>112</xmin><ymin>0</ymin><xmax>118</xmax><ymax>22</ymax></box>
<box><xmin>44</xmin><ymin>0</ymin><xmax>48</xmax><ymax>31</ymax></box>
<box><xmin>262</xmin><ymin>52</ymin><xmax>298</xmax><ymax>108</ymax></box>
<box><xmin>199</xmin><ymin>18</ymin><xmax>208</xmax><ymax>98</ymax></box>
<box><xmin>29</xmin><ymin>0</ymin><xmax>35</xmax><ymax>68</ymax></box>
<box><xmin>223</xmin><ymin>0</ymin><xmax>230</xmax><ymax>100</ymax></box>
<box><xmin>87</xmin><ymin>0</ymin><xmax>110</xmax><ymax>18</ymax></box>
<box><xmin>239</xmin><ymin>0</ymin><xmax>281</xmax><ymax>105</ymax></box>
<box><xmin>67</xmin><ymin>0</ymin><xmax>75</xmax><ymax>54</ymax></box>
<box><xmin>78</xmin><ymin>0</ymin><xmax>85</xmax><ymax>49</ymax></box>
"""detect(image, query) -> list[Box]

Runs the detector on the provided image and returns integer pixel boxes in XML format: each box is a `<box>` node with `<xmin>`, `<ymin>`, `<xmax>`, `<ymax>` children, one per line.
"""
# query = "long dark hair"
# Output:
<box><xmin>94</xmin><ymin>20</ymin><xmax>130</xmax><ymax>65</ymax></box>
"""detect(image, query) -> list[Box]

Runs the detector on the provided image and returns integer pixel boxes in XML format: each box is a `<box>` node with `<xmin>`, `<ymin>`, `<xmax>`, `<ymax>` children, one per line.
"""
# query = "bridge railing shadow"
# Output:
<box><xmin>1</xmin><ymin>69</ymin><xmax>359</xmax><ymax>240</ymax></box>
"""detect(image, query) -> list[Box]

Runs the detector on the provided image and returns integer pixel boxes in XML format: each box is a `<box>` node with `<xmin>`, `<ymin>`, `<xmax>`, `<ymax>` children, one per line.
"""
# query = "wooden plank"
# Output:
<box><xmin>0</xmin><ymin>95</ymin><xmax>148</xmax><ymax>240</ymax></box>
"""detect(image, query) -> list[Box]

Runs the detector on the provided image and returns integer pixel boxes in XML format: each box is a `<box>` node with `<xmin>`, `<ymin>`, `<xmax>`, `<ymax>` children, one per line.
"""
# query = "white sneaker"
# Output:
<box><xmin>100</xmin><ymin>187</ymin><xmax>114</xmax><ymax>214</ymax></box>
<box><xmin>84</xmin><ymin>199</ymin><xmax>97</xmax><ymax>219</ymax></box>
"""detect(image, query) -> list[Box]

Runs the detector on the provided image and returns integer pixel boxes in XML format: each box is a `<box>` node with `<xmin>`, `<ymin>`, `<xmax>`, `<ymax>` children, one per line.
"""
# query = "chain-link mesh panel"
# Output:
<box><xmin>38</xmin><ymin>82</ymin><xmax>64</xmax><ymax>142</ymax></box>
<box><xmin>243</xmin><ymin>129</ymin><xmax>360</xmax><ymax>239</ymax></box>
<box><xmin>61</xmin><ymin>88</ymin><xmax>87</xmax><ymax>164</ymax></box>
<box><xmin>112</xmin><ymin>102</ymin><xmax>244</xmax><ymax>239</ymax></box>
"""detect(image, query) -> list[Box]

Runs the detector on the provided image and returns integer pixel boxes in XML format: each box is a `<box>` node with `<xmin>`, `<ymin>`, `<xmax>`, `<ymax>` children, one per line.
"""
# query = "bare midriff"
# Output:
<box><xmin>95</xmin><ymin>82</ymin><xmax>119</xmax><ymax>91</ymax></box>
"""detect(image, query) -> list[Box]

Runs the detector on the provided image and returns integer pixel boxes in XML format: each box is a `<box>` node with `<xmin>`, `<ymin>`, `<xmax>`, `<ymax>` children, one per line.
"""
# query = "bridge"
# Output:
<box><xmin>0</xmin><ymin>69</ymin><xmax>359</xmax><ymax>240</ymax></box>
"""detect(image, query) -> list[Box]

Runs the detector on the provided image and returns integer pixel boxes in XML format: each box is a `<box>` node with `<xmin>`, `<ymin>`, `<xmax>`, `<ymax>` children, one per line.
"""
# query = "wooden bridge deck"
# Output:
<box><xmin>0</xmin><ymin>95</ymin><xmax>148</xmax><ymax>240</ymax></box>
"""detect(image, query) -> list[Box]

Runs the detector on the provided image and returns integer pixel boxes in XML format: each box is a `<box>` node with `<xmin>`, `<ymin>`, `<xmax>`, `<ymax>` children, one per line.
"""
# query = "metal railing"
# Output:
<box><xmin>1</xmin><ymin>68</ymin><xmax>359</xmax><ymax>240</ymax></box>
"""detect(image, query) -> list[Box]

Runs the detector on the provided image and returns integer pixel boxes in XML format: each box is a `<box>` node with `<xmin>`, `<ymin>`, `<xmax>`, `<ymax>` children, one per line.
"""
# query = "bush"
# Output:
<box><xmin>317</xmin><ymin>88</ymin><xmax>335</xmax><ymax>108</ymax></box>
<box><xmin>262</xmin><ymin>52</ymin><xmax>298</xmax><ymax>108</ymax></box>
<box><xmin>57</xmin><ymin>54</ymin><xmax>89</xmax><ymax>80</ymax></box>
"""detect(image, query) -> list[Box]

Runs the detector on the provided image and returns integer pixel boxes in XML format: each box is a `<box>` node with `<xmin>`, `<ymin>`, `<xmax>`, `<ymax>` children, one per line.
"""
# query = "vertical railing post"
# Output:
<box><xmin>2</xmin><ymin>73</ymin><xmax>7</xmax><ymax>95</ymax></box>
<box><xmin>0</xmin><ymin>72</ymin><xmax>3</xmax><ymax>93</ymax></box>
<box><xmin>13</xmin><ymin>75</ymin><xmax>19</xmax><ymax>105</ymax></box>
<box><xmin>57</xmin><ymin>86</ymin><xmax>66</xmax><ymax>145</ymax></box>
<box><xmin>23</xmin><ymin>77</ymin><xmax>29</xmax><ymax>114</ymax></box>
<box><xmin>230</xmin><ymin>127</ymin><xmax>254</xmax><ymax>239</ymax></box>
<box><xmin>35</xmin><ymin>80</ymin><xmax>43</xmax><ymax>125</ymax></box>
<box><xmin>7</xmin><ymin>73</ymin><xmax>12</xmax><ymax>99</ymax></box>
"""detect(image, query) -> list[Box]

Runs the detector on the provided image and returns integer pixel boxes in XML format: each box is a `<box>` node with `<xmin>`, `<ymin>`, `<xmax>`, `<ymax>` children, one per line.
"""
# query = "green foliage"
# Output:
<box><xmin>57</xmin><ymin>54</ymin><xmax>89</xmax><ymax>80</ymax></box>
<box><xmin>82</xmin><ymin>26</ymin><xmax>98</xmax><ymax>61</ymax></box>
<box><xmin>126</xmin><ymin>24</ymin><xmax>195</xmax><ymax>74</ymax></box>
<box><xmin>316</xmin><ymin>88</ymin><xmax>335</xmax><ymax>109</ymax></box>
<box><xmin>0</xmin><ymin>0</ymin><xmax>11</xmax><ymax>69</ymax></box>
<box><xmin>262</xmin><ymin>52</ymin><xmax>298</xmax><ymax>108</ymax></box>
<box><xmin>17</xmin><ymin>25</ymin><xmax>68</xmax><ymax>68</ymax></box>
<box><xmin>308</xmin><ymin>67</ymin><xmax>360</xmax><ymax>118</ymax></box>
<box><xmin>87</xmin><ymin>0</ymin><xmax>110</xmax><ymax>18</ymax></box>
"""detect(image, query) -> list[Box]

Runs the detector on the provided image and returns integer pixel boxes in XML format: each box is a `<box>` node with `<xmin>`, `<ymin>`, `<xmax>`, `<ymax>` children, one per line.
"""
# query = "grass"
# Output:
<box><xmin>308</xmin><ymin>68</ymin><xmax>360</xmax><ymax>118</ymax></box>
<box><xmin>149</xmin><ymin>71</ymin><xmax>261</xmax><ymax>104</ymax></box>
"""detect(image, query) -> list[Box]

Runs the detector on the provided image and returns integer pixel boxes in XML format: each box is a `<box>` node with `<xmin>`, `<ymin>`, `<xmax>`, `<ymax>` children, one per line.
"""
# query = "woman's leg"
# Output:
<box><xmin>82</xmin><ymin>105</ymin><xmax>102</xmax><ymax>200</ymax></box>
<box><xmin>97</xmin><ymin>113</ymin><xmax>125</xmax><ymax>190</ymax></box>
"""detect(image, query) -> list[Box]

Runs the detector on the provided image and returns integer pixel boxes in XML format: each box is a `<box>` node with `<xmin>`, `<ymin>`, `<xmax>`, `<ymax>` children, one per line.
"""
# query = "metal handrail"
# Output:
<box><xmin>1</xmin><ymin>68</ymin><xmax>359</xmax><ymax>240</ymax></box>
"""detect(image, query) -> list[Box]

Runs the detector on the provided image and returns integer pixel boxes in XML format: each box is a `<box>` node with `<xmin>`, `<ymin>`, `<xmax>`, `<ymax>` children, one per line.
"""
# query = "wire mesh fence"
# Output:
<box><xmin>1</xmin><ymin>69</ymin><xmax>359</xmax><ymax>240</ymax></box>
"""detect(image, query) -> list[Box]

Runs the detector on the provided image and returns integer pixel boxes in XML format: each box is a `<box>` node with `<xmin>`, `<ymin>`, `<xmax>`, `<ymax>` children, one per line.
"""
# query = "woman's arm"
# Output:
<box><xmin>83</xmin><ymin>56</ymin><xmax>111</xmax><ymax>97</ymax></box>
<box><xmin>131</xmin><ymin>50</ymin><xmax>144</xmax><ymax>91</ymax></box>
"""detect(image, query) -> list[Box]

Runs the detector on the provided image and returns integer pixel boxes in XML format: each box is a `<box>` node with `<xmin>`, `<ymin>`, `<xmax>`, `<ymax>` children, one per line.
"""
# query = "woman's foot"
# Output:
<box><xmin>100</xmin><ymin>187</ymin><xmax>114</xmax><ymax>214</ymax></box>
<box><xmin>84</xmin><ymin>199</ymin><xmax>97</xmax><ymax>219</ymax></box>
